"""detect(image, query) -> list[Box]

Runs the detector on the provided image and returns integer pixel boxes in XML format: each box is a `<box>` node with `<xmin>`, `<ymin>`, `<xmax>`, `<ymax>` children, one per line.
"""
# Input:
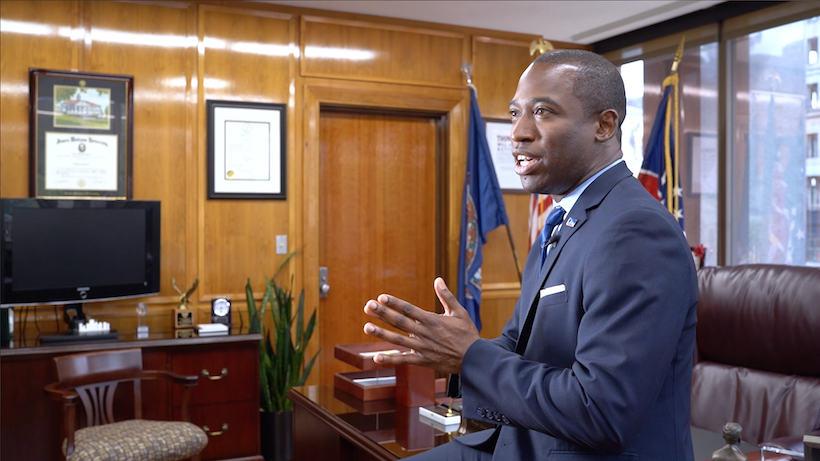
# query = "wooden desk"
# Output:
<box><xmin>288</xmin><ymin>385</ymin><xmax>494</xmax><ymax>461</ymax></box>
<box><xmin>292</xmin><ymin>388</ymin><xmax>800</xmax><ymax>461</ymax></box>
<box><xmin>1</xmin><ymin>328</ymin><xmax>264</xmax><ymax>461</ymax></box>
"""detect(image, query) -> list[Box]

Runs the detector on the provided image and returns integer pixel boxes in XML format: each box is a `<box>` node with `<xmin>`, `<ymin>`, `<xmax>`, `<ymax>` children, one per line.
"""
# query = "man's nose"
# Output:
<box><xmin>510</xmin><ymin>116</ymin><xmax>535</xmax><ymax>143</ymax></box>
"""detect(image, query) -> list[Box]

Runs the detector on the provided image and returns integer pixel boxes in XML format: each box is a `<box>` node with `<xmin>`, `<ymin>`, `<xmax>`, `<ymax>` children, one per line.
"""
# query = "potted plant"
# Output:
<box><xmin>246</xmin><ymin>251</ymin><xmax>319</xmax><ymax>461</ymax></box>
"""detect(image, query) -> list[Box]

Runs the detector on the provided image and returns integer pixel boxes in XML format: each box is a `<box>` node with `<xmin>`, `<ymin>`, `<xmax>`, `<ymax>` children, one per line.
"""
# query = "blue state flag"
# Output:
<box><xmin>457</xmin><ymin>88</ymin><xmax>509</xmax><ymax>331</ymax></box>
<box><xmin>638</xmin><ymin>72</ymin><xmax>684</xmax><ymax>229</ymax></box>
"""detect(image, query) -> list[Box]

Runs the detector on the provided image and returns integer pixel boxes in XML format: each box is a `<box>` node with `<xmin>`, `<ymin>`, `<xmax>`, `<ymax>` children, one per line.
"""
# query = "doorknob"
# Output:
<box><xmin>319</xmin><ymin>266</ymin><xmax>330</xmax><ymax>298</ymax></box>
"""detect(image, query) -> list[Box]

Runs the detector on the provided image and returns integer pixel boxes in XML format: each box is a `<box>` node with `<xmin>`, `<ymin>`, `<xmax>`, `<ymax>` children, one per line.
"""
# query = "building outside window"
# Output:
<box><xmin>809</xmin><ymin>177</ymin><xmax>820</xmax><ymax>262</ymax></box>
<box><xmin>729</xmin><ymin>15</ymin><xmax>820</xmax><ymax>266</ymax></box>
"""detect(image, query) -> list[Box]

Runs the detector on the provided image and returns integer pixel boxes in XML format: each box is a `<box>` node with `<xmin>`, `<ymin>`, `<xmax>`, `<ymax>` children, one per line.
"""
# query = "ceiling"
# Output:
<box><xmin>261</xmin><ymin>0</ymin><xmax>724</xmax><ymax>45</ymax></box>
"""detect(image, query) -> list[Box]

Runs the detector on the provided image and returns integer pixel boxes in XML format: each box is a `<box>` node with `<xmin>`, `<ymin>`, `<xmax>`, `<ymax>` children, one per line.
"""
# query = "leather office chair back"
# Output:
<box><xmin>691</xmin><ymin>264</ymin><xmax>820</xmax><ymax>448</ymax></box>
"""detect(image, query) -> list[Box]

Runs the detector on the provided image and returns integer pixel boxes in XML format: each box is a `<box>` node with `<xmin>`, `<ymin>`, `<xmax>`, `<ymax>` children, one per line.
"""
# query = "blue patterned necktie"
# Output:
<box><xmin>539</xmin><ymin>205</ymin><xmax>564</xmax><ymax>273</ymax></box>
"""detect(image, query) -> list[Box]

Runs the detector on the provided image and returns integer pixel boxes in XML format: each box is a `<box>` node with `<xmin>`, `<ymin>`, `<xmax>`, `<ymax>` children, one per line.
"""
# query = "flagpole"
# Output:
<box><xmin>505</xmin><ymin>223</ymin><xmax>523</xmax><ymax>283</ymax></box>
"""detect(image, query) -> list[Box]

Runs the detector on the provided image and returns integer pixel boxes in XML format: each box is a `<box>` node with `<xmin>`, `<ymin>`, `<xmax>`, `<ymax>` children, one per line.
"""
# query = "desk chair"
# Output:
<box><xmin>44</xmin><ymin>348</ymin><xmax>208</xmax><ymax>461</ymax></box>
<box><xmin>691</xmin><ymin>264</ymin><xmax>820</xmax><ymax>460</ymax></box>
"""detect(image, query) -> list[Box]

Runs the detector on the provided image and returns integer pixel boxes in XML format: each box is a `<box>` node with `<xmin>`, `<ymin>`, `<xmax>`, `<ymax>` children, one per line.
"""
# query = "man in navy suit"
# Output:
<box><xmin>363</xmin><ymin>49</ymin><xmax>698</xmax><ymax>460</ymax></box>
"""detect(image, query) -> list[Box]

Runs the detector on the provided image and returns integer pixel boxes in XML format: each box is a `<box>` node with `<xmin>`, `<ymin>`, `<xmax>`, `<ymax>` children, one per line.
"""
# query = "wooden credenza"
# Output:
<box><xmin>0</xmin><ymin>330</ymin><xmax>264</xmax><ymax>461</ymax></box>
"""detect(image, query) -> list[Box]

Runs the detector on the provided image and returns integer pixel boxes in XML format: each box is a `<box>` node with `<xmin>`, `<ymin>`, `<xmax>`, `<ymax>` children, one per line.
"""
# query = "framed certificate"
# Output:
<box><xmin>485</xmin><ymin>119</ymin><xmax>523</xmax><ymax>192</ymax></box>
<box><xmin>207</xmin><ymin>100</ymin><xmax>286</xmax><ymax>199</ymax></box>
<box><xmin>29</xmin><ymin>69</ymin><xmax>133</xmax><ymax>199</ymax></box>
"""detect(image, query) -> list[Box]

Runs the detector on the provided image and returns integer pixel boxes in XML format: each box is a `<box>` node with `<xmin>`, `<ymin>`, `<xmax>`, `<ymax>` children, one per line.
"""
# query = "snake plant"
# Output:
<box><xmin>246</xmin><ymin>251</ymin><xmax>319</xmax><ymax>412</ymax></box>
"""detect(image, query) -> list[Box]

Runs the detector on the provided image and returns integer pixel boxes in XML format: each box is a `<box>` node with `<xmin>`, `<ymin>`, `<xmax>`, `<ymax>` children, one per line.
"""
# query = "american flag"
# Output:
<box><xmin>637</xmin><ymin>71</ymin><xmax>684</xmax><ymax>229</ymax></box>
<box><xmin>528</xmin><ymin>194</ymin><xmax>554</xmax><ymax>250</ymax></box>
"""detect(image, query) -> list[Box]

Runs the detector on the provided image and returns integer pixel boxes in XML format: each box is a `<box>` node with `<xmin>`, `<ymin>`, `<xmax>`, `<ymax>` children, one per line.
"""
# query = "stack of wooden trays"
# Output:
<box><xmin>333</xmin><ymin>341</ymin><xmax>410</xmax><ymax>401</ymax></box>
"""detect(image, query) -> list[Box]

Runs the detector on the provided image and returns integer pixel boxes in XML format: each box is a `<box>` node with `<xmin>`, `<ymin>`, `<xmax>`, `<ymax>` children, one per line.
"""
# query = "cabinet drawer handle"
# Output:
<box><xmin>201</xmin><ymin>368</ymin><xmax>228</xmax><ymax>380</ymax></box>
<box><xmin>202</xmin><ymin>423</ymin><xmax>228</xmax><ymax>436</ymax></box>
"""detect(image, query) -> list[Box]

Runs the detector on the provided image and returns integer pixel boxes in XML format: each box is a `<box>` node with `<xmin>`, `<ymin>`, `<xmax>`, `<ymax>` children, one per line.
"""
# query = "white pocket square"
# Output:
<box><xmin>540</xmin><ymin>284</ymin><xmax>566</xmax><ymax>298</ymax></box>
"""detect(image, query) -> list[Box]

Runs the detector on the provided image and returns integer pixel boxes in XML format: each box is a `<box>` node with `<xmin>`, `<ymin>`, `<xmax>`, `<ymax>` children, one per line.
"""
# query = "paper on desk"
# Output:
<box><xmin>358</xmin><ymin>349</ymin><xmax>401</xmax><ymax>357</ymax></box>
<box><xmin>196</xmin><ymin>323</ymin><xmax>229</xmax><ymax>332</ymax></box>
<box><xmin>351</xmin><ymin>376</ymin><xmax>396</xmax><ymax>386</ymax></box>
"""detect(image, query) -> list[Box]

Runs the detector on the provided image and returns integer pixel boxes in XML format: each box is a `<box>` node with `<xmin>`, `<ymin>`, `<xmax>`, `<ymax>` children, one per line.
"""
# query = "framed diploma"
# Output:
<box><xmin>207</xmin><ymin>100</ymin><xmax>286</xmax><ymax>199</ymax></box>
<box><xmin>484</xmin><ymin>120</ymin><xmax>523</xmax><ymax>192</ymax></box>
<box><xmin>29</xmin><ymin>69</ymin><xmax>133</xmax><ymax>199</ymax></box>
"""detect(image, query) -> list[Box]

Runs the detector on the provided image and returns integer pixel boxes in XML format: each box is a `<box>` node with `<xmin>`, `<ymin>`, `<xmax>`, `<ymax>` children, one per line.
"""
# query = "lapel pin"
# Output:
<box><xmin>566</xmin><ymin>217</ymin><xmax>577</xmax><ymax>228</ymax></box>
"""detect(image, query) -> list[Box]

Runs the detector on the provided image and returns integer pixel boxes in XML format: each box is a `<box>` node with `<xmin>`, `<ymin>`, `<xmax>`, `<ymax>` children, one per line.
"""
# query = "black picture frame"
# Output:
<box><xmin>207</xmin><ymin>100</ymin><xmax>287</xmax><ymax>199</ymax></box>
<box><xmin>29</xmin><ymin>68</ymin><xmax>133</xmax><ymax>199</ymax></box>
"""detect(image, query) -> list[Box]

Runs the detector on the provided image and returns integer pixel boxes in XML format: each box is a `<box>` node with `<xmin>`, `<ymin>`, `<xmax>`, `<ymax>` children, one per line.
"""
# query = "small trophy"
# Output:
<box><xmin>172</xmin><ymin>278</ymin><xmax>199</xmax><ymax>334</ymax></box>
<box><xmin>136</xmin><ymin>302</ymin><xmax>149</xmax><ymax>339</ymax></box>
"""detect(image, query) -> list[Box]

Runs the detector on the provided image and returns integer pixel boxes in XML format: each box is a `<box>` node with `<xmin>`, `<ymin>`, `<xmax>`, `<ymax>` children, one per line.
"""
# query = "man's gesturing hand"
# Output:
<box><xmin>362</xmin><ymin>277</ymin><xmax>480</xmax><ymax>375</ymax></box>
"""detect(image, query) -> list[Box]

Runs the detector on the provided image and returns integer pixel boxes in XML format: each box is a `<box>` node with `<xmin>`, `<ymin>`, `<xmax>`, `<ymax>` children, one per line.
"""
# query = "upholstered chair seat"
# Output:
<box><xmin>63</xmin><ymin>419</ymin><xmax>207</xmax><ymax>461</ymax></box>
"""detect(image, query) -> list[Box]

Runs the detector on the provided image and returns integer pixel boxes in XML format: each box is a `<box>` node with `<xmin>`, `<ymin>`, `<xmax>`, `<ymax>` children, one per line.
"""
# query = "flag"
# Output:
<box><xmin>457</xmin><ymin>88</ymin><xmax>509</xmax><ymax>332</ymax></box>
<box><xmin>638</xmin><ymin>72</ymin><xmax>684</xmax><ymax>229</ymax></box>
<box><xmin>528</xmin><ymin>194</ymin><xmax>554</xmax><ymax>250</ymax></box>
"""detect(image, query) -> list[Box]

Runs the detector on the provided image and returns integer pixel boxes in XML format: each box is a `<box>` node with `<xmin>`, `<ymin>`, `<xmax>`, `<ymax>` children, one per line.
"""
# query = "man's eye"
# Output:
<box><xmin>534</xmin><ymin>107</ymin><xmax>547</xmax><ymax>115</ymax></box>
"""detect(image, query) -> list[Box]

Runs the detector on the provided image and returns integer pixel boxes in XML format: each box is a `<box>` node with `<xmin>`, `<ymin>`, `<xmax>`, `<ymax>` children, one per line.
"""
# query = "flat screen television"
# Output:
<box><xmin>0</xmin><ymin>198</ymin><xmax>161</xmax><ymax>310</ymax></box>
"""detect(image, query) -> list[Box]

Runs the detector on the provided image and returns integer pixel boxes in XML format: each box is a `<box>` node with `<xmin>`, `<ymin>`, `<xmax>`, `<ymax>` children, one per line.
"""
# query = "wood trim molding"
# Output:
<box><xmin>299</xmin><ymin>16</ymin><xmax>469</xmax><ymax>89</ymax></box>
<box><xmin>302</xmin><ymin>15</ymin><xmax>466</xmax><ymax>38</ymax></box>
<box><xmin>199</xmin><ymin>3</ymin><xmax>294</xmax><ymax>20</ymax></box>
<box><xmin>473</xmin><ymin>35</ymin><xmax>536</xmax><ymax>48</ymax></box>
<box><xmin>482</xmin><ymin>282</ymin><xmax>522</xmax><ymax>300</ymax></box>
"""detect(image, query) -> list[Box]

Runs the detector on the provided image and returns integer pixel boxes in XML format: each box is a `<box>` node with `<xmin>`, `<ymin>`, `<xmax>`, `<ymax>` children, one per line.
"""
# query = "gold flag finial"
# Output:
<box><xmin>529</xmin><ymin>38</ymin><xmax>554</xmax><ymax>57</ymax></box>
<box><xmin>671</xmin><ymin>36</ymin><xmax>686</xmax><ymax>73</ymax></box>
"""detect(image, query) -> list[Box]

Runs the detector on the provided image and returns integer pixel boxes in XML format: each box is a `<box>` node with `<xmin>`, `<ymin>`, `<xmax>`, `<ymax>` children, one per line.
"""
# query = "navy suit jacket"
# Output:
<box><xmin>457</xmin><ymin>162</ymin><xmax>698</xmax><ymax>460</ymax></box>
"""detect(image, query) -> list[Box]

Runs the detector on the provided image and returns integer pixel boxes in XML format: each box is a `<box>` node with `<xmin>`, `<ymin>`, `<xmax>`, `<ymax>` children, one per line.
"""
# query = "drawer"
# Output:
<box><xmin>171</xmin><ymin>343</ymin><xmax>258</xmax><ymax>405</ymax></box>
<box><xmin>177</xmin><ymin>400</ymin><xmax>260</xmax><ymax>461</ymax></box>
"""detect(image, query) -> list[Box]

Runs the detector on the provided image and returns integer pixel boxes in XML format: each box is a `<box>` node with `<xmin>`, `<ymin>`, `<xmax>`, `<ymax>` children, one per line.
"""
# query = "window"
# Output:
<box><xmin>617</xmin><ymin>44</ymin><xmax>719</xmax><ymax>266</ymax></box>
<box><xmin>619</xmin><ymin>60</ymin><xmax>644</xmax><ymax>178</ymax></box>
<box><xmin>729</xmin><ymin>17</ymin><xmax>820</xmax><ymax>266</ymax></box>
<box><xmin>605</xmin><ymin>4</ymin><xmax>820</xmax><ymax>267</ymax></box>
<box><xmin>809</xmin><ymin>177</ymin><xmax>820</xmax><ymax>263</ymax></box>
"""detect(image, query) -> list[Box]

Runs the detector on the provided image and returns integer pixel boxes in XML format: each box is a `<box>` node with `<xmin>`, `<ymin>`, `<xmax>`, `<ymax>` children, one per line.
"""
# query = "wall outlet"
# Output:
<box><xmin>276</xmin><ymin>235</ymin><xmax>287</xmax><ymax>254</ymax></box>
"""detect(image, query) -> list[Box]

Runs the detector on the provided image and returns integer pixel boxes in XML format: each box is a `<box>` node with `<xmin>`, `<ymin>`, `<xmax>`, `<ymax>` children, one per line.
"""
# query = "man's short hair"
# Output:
<box><xmin>533</xmin><ymin>49</ymin><xmax>626</xmax><ymax>134</ymax></box>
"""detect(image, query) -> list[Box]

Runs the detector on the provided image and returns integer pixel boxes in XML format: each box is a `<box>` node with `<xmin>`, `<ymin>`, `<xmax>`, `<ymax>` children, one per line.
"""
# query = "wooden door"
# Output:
<box><xmin>318</xmin><ymin>110</ymin><xmax>439</xmax><ymax>385</ymax></box>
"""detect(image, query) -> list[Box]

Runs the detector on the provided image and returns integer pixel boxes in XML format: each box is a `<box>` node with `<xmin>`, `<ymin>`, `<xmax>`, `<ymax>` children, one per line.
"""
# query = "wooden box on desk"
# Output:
<box><xmin>334</xmin><ymin>341</ymin><xmax>410</xmax><ymax>370</ymax></box>
<box><xmin>334</xmin><ymin>342</ymin><xmax>410</xmax><ymax>401</ymax></box>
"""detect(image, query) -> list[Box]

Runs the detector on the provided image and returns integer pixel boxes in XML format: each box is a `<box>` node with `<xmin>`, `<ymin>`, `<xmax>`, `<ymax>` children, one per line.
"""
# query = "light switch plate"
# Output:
<box><xmin>276</xmin><ymin>235</ymin><xmax>287</xmax><ymax>254</ymax></box>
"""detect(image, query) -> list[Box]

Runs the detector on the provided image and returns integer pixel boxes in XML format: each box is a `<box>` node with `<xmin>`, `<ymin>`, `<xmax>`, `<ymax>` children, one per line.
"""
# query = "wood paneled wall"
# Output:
<box><xmin>0</xmin><ymin>0</ymin><xmax>588</xmax><ymax>382</ymax></box>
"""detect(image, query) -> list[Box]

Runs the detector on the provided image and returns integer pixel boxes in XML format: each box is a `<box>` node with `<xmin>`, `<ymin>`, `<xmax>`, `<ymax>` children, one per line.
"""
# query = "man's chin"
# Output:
<box><xmin>519</xmin><ymin>178</ymin><xmax>545</xmax><ymax>195</ymax></box>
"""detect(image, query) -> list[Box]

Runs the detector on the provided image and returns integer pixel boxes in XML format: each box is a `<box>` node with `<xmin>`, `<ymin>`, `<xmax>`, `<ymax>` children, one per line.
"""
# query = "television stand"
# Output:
<box><xmin>40</xmin><ymin>330</ymin><xmax>119</xmax><ymax>345</ymax></box>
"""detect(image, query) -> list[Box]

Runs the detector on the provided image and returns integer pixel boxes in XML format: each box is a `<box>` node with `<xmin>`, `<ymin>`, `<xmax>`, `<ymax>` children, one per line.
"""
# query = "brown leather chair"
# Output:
<box><xmin>44</xmin><ymin>348</ymin><xmax>208</xmax><ymax>461</ymax></box>
<box><xmin>690</xmin><ymin>264</ymin><xmax>820</xmax><ymax>458</ymax></box>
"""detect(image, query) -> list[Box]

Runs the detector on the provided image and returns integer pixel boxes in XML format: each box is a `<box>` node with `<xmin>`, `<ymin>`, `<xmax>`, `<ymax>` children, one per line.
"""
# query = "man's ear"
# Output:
<box><xmin>594</xmin><ymin>109</ymin><xmax>619</xmax><ymax>142</ymax></box>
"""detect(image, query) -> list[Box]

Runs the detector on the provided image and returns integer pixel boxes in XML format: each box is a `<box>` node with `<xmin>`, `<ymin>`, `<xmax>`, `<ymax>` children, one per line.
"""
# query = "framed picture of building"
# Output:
<box><xmin>29</xmin><ymin>69</ymin><xmax>134</xmax><ymax>199</ymax></box>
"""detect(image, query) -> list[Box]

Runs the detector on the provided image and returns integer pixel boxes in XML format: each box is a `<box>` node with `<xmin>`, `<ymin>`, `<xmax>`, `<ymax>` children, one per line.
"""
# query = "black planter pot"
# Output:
<box><xmin>260</xmin><ymin>410</ymin><xmax>293</xmax><ymax>461</ymax></box>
